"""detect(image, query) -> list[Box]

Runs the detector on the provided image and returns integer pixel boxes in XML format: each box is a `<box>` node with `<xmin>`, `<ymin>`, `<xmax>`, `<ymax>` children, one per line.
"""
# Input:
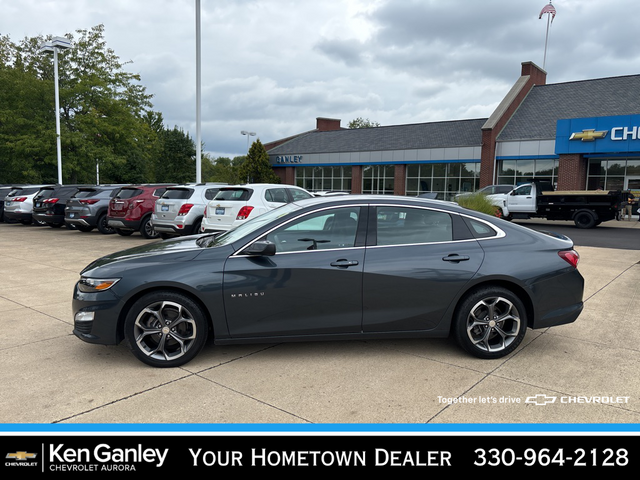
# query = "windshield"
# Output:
<box><xmin>203</xmin><ymin>202</ymin><xmax>301</xmax><ymax>247</ymax></box>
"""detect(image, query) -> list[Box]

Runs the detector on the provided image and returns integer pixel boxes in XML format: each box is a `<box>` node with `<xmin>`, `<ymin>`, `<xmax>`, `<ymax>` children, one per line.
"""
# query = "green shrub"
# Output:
<box><xmin>455</xmin><ymin>193</ymin><xmax>501</xmax><ymax>217</ymax></box>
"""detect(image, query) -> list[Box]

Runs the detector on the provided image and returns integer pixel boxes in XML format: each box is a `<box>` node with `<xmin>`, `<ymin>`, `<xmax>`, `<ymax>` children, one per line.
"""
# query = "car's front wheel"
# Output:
<box><xmin>453</xmin><ymin>287</ymin><xmax>527</xmax><ymax>359</ymax></box>
<box><xmin>124</xmin><ymin>292</ymin><xmax>209</xmax><ymax>367</ymax></box>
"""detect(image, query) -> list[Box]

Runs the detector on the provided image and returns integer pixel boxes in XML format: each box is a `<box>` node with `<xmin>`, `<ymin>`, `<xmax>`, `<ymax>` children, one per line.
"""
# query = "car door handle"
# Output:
<box><xmin>330</xmin><ymin>260</ymin><xmax>359</xmax><ymax>268</ymax></box>
<box><xmin>442</xmin><ymin>254</ymin><xmax>470</xmax><ymax>263</ymax></box>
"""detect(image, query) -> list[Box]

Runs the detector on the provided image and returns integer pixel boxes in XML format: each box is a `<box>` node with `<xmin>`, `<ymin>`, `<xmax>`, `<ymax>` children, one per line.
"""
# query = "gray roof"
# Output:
<box><xmin>499</xmin><ymin>74</ymin><xmax>640</xmax><ymax>141</ymax></box>
<box><xmin>267</xmin><ymin>118</ymin><xmax>486</xmax><ymax>154</ymax></box>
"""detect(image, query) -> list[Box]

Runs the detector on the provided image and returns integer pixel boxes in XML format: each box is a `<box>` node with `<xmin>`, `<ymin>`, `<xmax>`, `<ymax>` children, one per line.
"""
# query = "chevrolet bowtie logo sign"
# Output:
<box><xmin>6</xmin><ymin>451</ymin><xmax>37</xmax><ymax>460</ymax></box>
<box><xmin>569</xmin><ymin>129</ymin><xmax>608</xmax><ymax>141</ymax></box>
<box><xmin>525</xmin><ymin>394</ymin><xmax>557</xmax><ymax>406</ymax></box>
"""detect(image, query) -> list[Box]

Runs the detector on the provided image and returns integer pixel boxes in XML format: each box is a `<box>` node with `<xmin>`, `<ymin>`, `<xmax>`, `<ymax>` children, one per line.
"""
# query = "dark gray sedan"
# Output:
<box><xmin>72</xmin><ymin>195</ymin><xmax>584</xmax><ymax>367</ymax></box>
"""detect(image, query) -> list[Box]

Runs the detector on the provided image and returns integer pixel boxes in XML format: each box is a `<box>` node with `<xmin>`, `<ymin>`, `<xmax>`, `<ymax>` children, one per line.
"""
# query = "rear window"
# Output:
<box><xmin>8</xmin><ymin>187</ymin><xmax>37</xmax><ymax>196</ymax></box>
<box><xmin>215</xmin><ymin>188</ymin><xmax>253</xmax><ymax>201</ymax></box>
<box><xmin>115</xmin><ymin>188</ymin><xmax>143</xmax><ymax>199</ymax></box>
<box><xmin>35</xmin><ymin>188</ymin><xmax>56</xmax><ymax>199</ymax></box>
<box><xmin>73</xmin><ymin>189</ymin><xmax>99</xmax><ymax>199</ymax></box>
<box><xmin>162</xmin><ymin>188</ymin><xmax>194</xmax><ymax>200</ymax></box>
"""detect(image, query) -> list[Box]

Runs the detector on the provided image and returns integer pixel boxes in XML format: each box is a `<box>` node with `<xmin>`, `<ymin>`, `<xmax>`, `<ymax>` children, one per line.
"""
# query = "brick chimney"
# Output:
<box><xmin>479</xmin><ymin>61</ymin><xmax>547</xmax><ymax>187</ymax></box>
<box><xmin>316</xmin><ymin>117</ymin><xmax>342</xmax><ymax>131</ymax></box>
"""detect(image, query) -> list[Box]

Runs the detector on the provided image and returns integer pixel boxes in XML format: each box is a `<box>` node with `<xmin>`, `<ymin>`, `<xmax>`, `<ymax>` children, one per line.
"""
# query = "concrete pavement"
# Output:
<box><xmin>0</xmin><ymin>219</ymin><xmax>638</xmax><ymax>427</ymax></box>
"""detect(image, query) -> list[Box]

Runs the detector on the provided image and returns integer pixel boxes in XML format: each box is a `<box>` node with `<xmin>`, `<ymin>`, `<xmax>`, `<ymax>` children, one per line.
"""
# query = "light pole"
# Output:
<box><xmin>241</xmin><ymin>130</ymin><xmax>256</xmax><ymax>152</ymax></box>
<box><xmin>40</xmin><ymin>36</ymin><xmax>72</xmax><ymax>185</ymax></box>
<box><xmin>195</xmin><ymin>0</ymin><xmax>202</xmax><ymax>183</ymax></box>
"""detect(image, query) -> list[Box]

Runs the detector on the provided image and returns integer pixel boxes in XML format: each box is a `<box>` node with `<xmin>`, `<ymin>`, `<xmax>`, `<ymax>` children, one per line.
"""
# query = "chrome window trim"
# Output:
<box><xmin>232</xmin><ymin>202</ymin><xmax>507</xmax><ymax>257</ymax></box>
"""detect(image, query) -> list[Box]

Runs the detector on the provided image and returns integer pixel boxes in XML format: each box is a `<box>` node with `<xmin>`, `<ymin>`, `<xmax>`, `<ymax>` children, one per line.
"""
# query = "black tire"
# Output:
<box><xmin>190</xmin><ymin>218</ymin><xmax>203</xmax><ymax>235</ymax></box>
<box><xmin>116</xmin><ymin>228</ymin><xmax>134</xmax><ymax>236</ymax></box>
<box><xmin>76</xmin><ymin>225</ymin><xmax>94</xmax><ymax>232</ymax></box>
<box><xmin>453</xmin><ymin>287</ymin><xmax>527</xmax><ymax>359</ymax></box>
<box><xmin>97</xmin><ymin>213</ymin><xmax>115</xmax><ymax>234</ymax></box>
<box><xmin>124</xmin><ymin>291</ymin><xmax>209</xmax><ymax>367</ymax></box>
<box><xmin>140</xmin><ymin>216</ymin><xmax>159</xmax><ymax>239</ymax></box>
<box><xmin>574</xmin><ymin>210</ymin><xmax>597</xmax><ymax>229</ymax></box>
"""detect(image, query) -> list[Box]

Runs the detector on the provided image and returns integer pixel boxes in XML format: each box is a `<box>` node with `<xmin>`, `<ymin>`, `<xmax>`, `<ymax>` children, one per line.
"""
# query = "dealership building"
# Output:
<box><xmin>265</xmin><ymin>61</ymin><xmax>640</xmax><ymax>200</ymax></box>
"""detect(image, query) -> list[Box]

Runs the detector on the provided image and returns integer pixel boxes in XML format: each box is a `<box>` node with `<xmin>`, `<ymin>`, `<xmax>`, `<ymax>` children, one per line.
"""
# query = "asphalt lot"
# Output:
<box><xmin>0</xmin><ymin>218</ymin><xmax>639</xmax><ymax>428</ymax></box>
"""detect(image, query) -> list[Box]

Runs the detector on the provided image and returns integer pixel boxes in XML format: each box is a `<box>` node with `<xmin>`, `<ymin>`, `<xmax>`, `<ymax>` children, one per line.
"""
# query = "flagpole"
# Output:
<box><xmin>539</xmin><ymin>1</ymin><xmax>556</xmax><ymax>71</ymax></box>
<box><xmin>543</xmin><ymin>12</ymin><xmax>550</xmax><ymax>69</ymax></box>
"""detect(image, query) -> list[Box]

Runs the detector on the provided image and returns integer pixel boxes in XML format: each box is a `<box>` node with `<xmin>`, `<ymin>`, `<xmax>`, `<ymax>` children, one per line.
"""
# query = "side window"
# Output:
<box><xmin>376</xmin><ymin>207</ymin><xmax>452</xmax><ymax>246</ymax></box>
<box><xmin>288</xmin><ymin>188</ymin><xmax>313</xmax><ymax>201</ymax></box>
<box><xmin>265</xmin><ymin>188</ymin><xmax>288</xmax><ymax>203</ymax></box>
<box><xmin>514</xmin><ymin>185</ymin><xmax>531</xmax><ymax>196</ymax></box>
<box><xmin>204</xmin><ymin>189</ymin><xmax>219</xmax><ymax>200</ymax></box>
<box><xmin>265</xmin><ymin>207</ymin><xmax>360</xmax><ymax>253</ymax></box>
<box><xmin>467</xmin><ymin>218</ymin><xmax>498</xmax><ymax>239</ymax></box>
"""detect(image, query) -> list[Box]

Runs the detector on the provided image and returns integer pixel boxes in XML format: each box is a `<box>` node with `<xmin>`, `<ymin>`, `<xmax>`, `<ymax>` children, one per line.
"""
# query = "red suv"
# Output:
<box><xmin>107</xmin><ymin>184</ymin><xmax>174</xmax><ymax>238</ymax></box>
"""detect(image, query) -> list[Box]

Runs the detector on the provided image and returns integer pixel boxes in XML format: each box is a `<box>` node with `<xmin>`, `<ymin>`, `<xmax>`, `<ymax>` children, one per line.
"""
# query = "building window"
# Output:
<box><xmin>362</xmin><ymin>165</ymin><xmax>395</xmax><ymax>195</ymax></box>
<box><xmin>496</xmin><ymin>158</ymin><xmax>558</xmax><ymax>186</ymax></box>
<box><xmin>295</xmin><ymin>166</ymin><xmax>352</xmax><ymax>192</ymax></box>
<box><xmin>406</xmin><ymin>162</ymin><xmax>479</xmax><ymax>200</ymax></box>
<box><xmin>587</xmin><ymin>158</ymin><xmax>640</xmax><ymax>190</ymax></box>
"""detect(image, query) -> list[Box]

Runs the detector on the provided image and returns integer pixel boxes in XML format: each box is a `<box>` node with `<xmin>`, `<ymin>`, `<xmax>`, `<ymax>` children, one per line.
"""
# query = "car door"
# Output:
<box><xmin>362</xmin><ymin>205</ymin><xmax>484</xmax><ymax>333</ymax></box>
<box><xmin>506</xmin><ymin>184</ymin><xmax>535</xmax><ymax>213</ymax></box>
<box><xmin>222</xmin><ymin>206</ymin><xmax>365</xmax><ymax>338</ymax></box>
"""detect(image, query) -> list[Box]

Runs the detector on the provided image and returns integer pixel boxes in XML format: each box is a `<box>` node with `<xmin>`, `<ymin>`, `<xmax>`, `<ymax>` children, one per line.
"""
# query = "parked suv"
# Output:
<box><xmin>201</xmin><ymin>183</ymin><xmax>313</xmax><ymax>233</ymax></box>
<box><xmin>107</xmin><ymin>184</ymin><xmax>174</xmax><ymax>238</ymax></box>
<box><xmin>32</xmin><ymin>184</ymin><xmax>89</xmax><ymax>228</ymax></box>
<box><xmin>151</xmin><ymin>183</ymin><xmax>226</xmax><ymax>238</ymax></box>
<box><xmin>0</xmin><ymin>185</ymin><xmax>19</xmax><ymax>222</ymax></box>
<box><xmin>64</xmin><ymin>185</ymin><xmax>125</xmax><ymax>234</ymax></box>
<box><xmin>3</xmin><ymin>185</ymin><xmax>52</xmax><ymax>225</ymax></box>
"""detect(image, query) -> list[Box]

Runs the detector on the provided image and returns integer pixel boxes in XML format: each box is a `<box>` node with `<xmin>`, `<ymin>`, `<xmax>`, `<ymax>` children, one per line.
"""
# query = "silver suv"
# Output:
<box><xmin>65</xmin><ymin>185</ymin><xmax>125</xmax><ymax>234</ymax></box>
<box><xmin>151</xmin><ymin>183</ymin><xmax>226</xmax><ymax>238</ymax></box>
<box><xmin>3</xmin><ymin>185</ymin><xmax>52</xmax><ymax>225</ymax></box>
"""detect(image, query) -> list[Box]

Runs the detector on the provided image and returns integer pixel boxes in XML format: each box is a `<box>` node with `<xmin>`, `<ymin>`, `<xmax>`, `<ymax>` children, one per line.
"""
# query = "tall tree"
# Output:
<box><xmin>348</xmin><ymin>117</ymin><xmax>380</xmax><ymax>128</ymax></box>
<box><xmin>238</xmin><ymin>140</ymin><xmax>279</xmax><ymax>184</ymax></box>
<box><xmin>0</xmin><ymin>25</ymin><xmax>159</xmax><ymax>185</ymax></box>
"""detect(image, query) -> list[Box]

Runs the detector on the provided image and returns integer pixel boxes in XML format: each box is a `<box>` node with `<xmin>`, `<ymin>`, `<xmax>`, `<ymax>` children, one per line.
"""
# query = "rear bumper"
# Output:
<box><xmin>107</xmin><ymin>217</ymin><xmax>141</xmax><ymax>231</ymax></box>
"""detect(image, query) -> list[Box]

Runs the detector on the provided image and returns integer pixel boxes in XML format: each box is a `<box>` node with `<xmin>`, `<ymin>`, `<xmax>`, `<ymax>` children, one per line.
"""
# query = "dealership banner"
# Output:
<box><xmin>556</xmin><ymin>114</ymin><xmax>640</xmax><ymax>155</ymax></box>
<box><xmin>1</xmin><ymin>434</ymin><xmax>636</xmax><ymax>474</ymax></box>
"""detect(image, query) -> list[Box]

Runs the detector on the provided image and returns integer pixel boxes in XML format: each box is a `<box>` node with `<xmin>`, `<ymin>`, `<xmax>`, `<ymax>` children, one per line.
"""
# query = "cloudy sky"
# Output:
<box><xmin>2</xmin><ymin>0</ymin><xmax>639</xmax><ymax>158</ymax></box>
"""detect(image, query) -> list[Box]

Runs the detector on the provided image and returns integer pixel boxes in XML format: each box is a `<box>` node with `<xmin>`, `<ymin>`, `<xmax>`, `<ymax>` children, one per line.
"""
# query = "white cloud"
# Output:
<box><xmin>2</xmin><ymin>0</ymin><xmax>640</xmax><ymax>158</ymax></box>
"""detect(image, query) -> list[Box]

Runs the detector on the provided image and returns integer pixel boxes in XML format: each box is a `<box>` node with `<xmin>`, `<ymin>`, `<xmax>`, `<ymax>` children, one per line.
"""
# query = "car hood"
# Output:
<box><xmin>80</xmin><ymin>235</ymin><xmax>208</xmax><ymax>275</ymax></box>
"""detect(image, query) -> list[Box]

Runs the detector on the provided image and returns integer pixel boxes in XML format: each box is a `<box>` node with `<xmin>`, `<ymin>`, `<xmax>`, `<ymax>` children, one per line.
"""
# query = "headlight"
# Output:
<box><xmin>77</xmin><ymin>277</ymin><xmax>121</xmax><ymax>293</ymax></box>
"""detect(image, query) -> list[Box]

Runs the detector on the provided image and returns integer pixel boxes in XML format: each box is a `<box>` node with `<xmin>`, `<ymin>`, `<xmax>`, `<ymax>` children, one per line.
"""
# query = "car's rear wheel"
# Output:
<box><xmin>574</xmin><ymin>210</ymin><xmax>597</xmax><ymax>229</ymax></box>
<box><xmin>140</xmin><ymin>216</ymin><xmax>159</xmax><ymax>239</ymax></box>
<box><xmin>453</xmin><ymin>287</ymin><xmax>527</xmax><ymax>359</ymax></box>
<box><xmin>97</xmin><ymin>213</ymin><xmax>115</xmax><ymax>234</ymax></box>
<box><xmin>124</xmin><ymin>292</ymin><xmax>208</xmax><ymax>368</ymax></box>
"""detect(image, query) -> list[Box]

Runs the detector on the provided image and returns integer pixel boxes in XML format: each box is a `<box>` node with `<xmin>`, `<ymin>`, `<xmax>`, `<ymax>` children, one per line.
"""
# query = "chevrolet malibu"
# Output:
<box><xmin>73</xmin><ymin>195</ymin><xmax>584</xmax><ymax>367</ymax></box>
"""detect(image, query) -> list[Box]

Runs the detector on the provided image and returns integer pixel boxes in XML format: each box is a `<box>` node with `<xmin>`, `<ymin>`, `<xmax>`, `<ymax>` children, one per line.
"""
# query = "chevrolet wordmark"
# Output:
<box><xmin>72</xmin><ymin>195</ymin><xmax>584</xmax><ymax>367</ymax></box>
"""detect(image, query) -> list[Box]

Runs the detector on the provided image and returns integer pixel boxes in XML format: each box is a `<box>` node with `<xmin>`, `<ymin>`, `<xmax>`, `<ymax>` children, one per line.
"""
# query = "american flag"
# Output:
<box><xmin>539</xmin><ymin>2</ymin><xmax>557</xmax><ymax>23</ymax></box>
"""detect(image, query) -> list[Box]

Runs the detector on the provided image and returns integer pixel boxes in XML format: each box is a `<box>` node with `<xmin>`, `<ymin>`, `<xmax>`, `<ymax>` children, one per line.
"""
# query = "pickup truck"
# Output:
<box><xmin>489</xmin><ymin>181</ymin><xmax>622</xmax><ymax>228</ymax></box>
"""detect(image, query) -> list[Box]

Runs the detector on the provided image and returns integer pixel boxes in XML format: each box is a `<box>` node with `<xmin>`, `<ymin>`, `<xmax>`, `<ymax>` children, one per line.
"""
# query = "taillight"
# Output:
<box><xmin>12</xmin><ymin>197</ymin><xmax>27</xmax><ymax>202</ymax></box>
<box><xmin>236</xmin><ymin>206</ymin><xmax>254</xmax><ymax>220</ymax></box>
<box><xmin>44</xmin><ymin>198</ymin><xmax>59</xmax><ymax>204</ymax></box>
<box><xmin>79</xmin><ymin>199</ymin><xmax>100</xmax><ymax>205</ymax></box>
<box><xmin>178</xmin><ymin>203</ymin><xmax>194</xmax><ymax>215</ymax></box>
<box><xmin>558</xmin><ymin>250</ymin><xmax>580</xmax><ymax>268</ymax></box>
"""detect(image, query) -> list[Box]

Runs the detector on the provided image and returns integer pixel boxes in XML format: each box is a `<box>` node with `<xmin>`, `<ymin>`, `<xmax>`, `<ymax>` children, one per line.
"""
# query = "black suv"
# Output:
<box><xmin>64</xmin><ymin>185</ymin><xmax>125</xmax><ymax>234</ymax></box>
<box><xmin>32</xmin><ymin>185</ymin><xmax>88</xmax><ymax>228</ymax></box>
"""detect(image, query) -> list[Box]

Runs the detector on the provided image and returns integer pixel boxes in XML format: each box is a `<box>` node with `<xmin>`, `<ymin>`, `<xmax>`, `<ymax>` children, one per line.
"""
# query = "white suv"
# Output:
<box><xmin>151</xmin><ymin>183</ymin><xmax>227</xmax><ymax>238</ymax></box>
<box><xmin>201</xmin><ymin>183</ymin><xmax>313</xmax><ymax>233</ymax></box>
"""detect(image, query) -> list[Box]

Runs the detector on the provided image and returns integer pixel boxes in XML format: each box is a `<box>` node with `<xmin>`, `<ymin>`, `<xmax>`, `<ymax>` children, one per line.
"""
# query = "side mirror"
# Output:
<box><xmin>243</xmin><ymin>240</ymin><xmax>276</xmax><ymax>256</ymax></box>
